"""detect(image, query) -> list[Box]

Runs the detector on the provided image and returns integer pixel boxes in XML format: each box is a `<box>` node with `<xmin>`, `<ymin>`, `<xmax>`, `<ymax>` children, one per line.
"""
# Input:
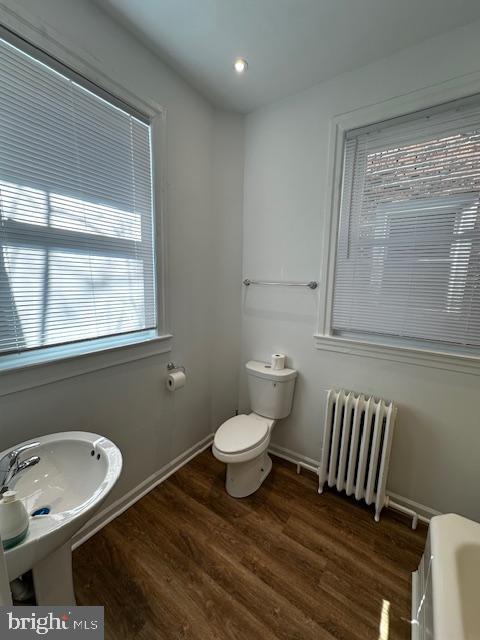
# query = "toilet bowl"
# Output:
<box><xmin>213</xmin><ymin>360</ymin><xmax>297</xmax><ymax>498</ymax></box>
<box><xmin>212</xmin><ymin>413</ymin><xmax>275</xmax><ymax>497</ymax></box>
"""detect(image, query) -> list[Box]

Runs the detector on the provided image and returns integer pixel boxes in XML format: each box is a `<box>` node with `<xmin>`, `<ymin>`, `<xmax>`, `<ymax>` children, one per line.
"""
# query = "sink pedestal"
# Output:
<box><xmin>32</xmin><ymin>542</ymin><xmax>76</xmax><ymax>605</ymax></box>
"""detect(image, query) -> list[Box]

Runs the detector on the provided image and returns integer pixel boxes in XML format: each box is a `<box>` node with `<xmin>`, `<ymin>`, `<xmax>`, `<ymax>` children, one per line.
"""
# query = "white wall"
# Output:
<box><xmin>211</xmin><ymin>111</ymin><xmax>244</xmax><ymax>428</ymax></box>
<box><xmin>0</xmin><ymin>0</ymin><xmax>243</xmax><ymax>505</ymax></box>
<box><xmin>241</xmin><ymin>20</ymin><xmax>480</xmax><ymax>520</ymax></box>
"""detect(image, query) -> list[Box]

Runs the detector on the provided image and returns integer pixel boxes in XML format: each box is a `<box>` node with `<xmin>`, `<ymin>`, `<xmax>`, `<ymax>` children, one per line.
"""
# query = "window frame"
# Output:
<box><xmin>0</xmin><ymin>18</ymin><xmax>171</xmax><ymax>391</ymax></box>
<box><xmin>315</xmin><ymin>77</ymin><xmax>480</xmax><ymax>375</ymax></box>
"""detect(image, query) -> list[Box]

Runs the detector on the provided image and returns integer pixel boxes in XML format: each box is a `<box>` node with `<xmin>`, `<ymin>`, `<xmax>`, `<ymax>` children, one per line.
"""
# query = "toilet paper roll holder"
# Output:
<box><xmin>167</xmin><ymin>361</ymin><xmax>186</xmax><ymax>374</ymax></box>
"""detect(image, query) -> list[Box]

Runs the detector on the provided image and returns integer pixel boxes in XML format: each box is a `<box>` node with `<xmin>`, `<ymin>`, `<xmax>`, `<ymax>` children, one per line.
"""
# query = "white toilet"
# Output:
<box><xmin>212</xmin><ymin>360</ymin><xmax>297</xmax><ymax>498</ymax></box>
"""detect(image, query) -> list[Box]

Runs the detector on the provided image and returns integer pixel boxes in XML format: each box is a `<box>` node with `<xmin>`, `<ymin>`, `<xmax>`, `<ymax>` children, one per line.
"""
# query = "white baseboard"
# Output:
<box><xmin>269</xmin><ymin>442</ymin><xmax>437</xmax><ymax>524</ymax></box>
<box><xmin>268</xmin><ymin>443</ymin><xmax>320</xmax><ymax>473</ymax></box>
<box><xmin>387</xmin><ymin>491</ymin><xmax>440</xmax><ymax>522</ymax></box>
<box><xmin>72</xmin><ymin>433</ymin><xmax>214</xmax><ymax>550</ymax></box>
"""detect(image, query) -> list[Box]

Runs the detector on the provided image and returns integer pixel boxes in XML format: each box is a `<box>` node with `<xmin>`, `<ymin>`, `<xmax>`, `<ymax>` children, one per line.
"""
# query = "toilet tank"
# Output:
<box><xmin>246</xmin><ymin>360</ymin><xmax>297</xmax><ymax>420</ymax></box>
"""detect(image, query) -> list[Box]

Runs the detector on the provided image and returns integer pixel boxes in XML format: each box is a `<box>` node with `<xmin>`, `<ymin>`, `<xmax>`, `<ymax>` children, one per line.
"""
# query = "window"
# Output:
<box><xmin>0</xmin><ymin>31</ymin><xmax>158</xmax><ymax>368</ymax></box>
<box><xmin>332</xmin><ymin>96</ymin><xmax>480</xmax><ymax>354</ymax></box>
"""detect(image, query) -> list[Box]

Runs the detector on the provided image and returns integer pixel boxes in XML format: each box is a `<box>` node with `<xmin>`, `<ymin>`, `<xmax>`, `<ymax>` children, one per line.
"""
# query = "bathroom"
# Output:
<box><xmin>0</xmin><ymin>0</ymin><xmax>479</xmax><ymax>637</ymax></box>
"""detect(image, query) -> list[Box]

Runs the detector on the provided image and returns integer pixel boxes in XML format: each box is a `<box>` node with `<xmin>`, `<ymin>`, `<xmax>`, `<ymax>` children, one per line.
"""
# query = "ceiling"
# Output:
<box><xmin>96</xmin><ymin>0</ymin><xmax>480</xmax><ymax>113</ymax></box>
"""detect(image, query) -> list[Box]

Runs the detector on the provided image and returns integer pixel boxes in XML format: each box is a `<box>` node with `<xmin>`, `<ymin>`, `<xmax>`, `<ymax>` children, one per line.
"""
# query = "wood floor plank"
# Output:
<box><xmin>169</xmin><ymin>469</ymin><xmax>329</xmax><ymax>587</ymax></box>
<box><xmin>164</xmin><ymin>477</ymin><xmax>372</xmax><ymax>638</ymax></box>
<box><xmin>74</xmin><ymin>528</ymin><xmax>173</xmax><ymax>640</ymax></box>
<box><xmin>109</xmin><ymin>519</ymin><xmax>272</xmax><ymax>640</ymax></box>
<box><xmin>141</xmin><ymin>487</ymin><xmax>327</xmax><ymax>640</ymax></box>
<box><xmin>73</xmin><ymin>450</ymin><xmax>427</xmax><ymax>640</ymax></box>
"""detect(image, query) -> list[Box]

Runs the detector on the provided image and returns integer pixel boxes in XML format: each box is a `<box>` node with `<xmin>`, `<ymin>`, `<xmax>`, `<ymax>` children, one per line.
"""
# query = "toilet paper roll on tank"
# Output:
<box><xmin>271</xmin><ymin>353</ymin><xmax>286</xmax><ymax>370</ymax></box>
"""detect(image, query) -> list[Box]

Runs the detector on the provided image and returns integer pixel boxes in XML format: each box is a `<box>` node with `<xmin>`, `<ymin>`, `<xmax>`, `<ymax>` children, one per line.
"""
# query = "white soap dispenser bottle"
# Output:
<box><xmin>0</xmin><ymin>491</ymin><xmax>29</xmax><ymax>550</ymax></box>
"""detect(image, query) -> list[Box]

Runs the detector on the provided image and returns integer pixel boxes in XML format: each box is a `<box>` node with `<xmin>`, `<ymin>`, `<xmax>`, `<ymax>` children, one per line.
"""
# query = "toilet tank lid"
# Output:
<box><xmin>245</xmin><ymin>360</ymin><xmax>297</xmax><ymax>382</ymax></box>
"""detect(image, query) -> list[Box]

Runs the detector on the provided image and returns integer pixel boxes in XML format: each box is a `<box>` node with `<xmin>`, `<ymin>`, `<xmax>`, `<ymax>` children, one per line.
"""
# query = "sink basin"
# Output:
<box><xmin>1</xmin><ymin>431</ymin><xmax>122</xmax><ymax>603</ymax></box>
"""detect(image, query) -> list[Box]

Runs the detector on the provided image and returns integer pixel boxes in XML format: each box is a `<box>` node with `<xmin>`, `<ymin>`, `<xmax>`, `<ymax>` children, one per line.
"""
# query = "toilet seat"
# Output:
<box><xmin>214</xmin><ymin>414</ymin><xmax>270</xmax><ymax>455</ymax></box>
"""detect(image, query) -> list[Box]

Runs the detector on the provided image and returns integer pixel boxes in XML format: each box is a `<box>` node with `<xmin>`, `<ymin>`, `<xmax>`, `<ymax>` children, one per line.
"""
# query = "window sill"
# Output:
<box><xmin>0</xmin><ymin>332</ymin><xmax>173</xmax><ymax>397</ymax></box>
<box><xmin>314</xmin><ymin>334</ymin><xmax>480</xmax><ymax>376</ymax></box>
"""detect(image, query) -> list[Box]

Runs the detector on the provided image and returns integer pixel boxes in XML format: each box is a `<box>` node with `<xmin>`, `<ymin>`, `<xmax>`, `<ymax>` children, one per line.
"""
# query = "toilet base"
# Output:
<box><xmin>225</xmin><ymin>451</ymin><xmax>272</xmax><ymax>498</ymax></box>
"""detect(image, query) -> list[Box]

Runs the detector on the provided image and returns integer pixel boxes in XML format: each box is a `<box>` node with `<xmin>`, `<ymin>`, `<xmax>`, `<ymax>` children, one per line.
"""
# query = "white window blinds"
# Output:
<box><xmin>0</xmin><ymin>32</ymin><xmax>156</xmax><ymax>357</ymax></box>
<box><xmin>332</xmin><ymin>97</ymin><xmax>480</xmax><ymax>350</ymax></box>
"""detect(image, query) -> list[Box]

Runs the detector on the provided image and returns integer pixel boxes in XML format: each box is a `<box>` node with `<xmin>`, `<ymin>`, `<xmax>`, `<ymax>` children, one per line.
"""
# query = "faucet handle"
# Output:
<box><xmin>7</xmin><ymin>442</ymin><xmax>40</xmax><ymax>468</ymax></box>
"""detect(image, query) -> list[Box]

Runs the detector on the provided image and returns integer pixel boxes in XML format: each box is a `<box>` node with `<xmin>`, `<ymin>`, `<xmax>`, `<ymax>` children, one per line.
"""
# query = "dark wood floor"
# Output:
<box><xmin>73</xmin><ymin>450</ymin><xmax>427</xmax><ymax>640</ymax></box>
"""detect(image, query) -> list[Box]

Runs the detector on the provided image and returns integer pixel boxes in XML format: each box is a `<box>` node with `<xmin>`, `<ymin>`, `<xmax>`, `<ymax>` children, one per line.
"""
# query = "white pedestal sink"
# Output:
<box><xmin>1</xmin><ymin>431</ymin><xmax>122</xmax><ymax>605</ymax></box>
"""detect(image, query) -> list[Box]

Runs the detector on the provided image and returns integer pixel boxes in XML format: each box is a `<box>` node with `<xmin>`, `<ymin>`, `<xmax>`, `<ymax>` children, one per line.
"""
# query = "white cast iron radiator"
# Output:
<box><xmin>318</xmin><ymin>389</ymin><xmax>397</xmax><ymax>521</ymax></box>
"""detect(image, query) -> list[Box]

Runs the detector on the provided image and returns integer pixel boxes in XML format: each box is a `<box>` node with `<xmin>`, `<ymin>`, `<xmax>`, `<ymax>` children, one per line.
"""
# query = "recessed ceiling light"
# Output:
<box><xmin>233</xmin><ymin>58</ymin><xmax>248</xmax><ymax>74</ymax></box>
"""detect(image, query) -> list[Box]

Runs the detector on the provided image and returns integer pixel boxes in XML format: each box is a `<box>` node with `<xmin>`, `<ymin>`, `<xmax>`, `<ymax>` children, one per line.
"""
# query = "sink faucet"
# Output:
<box><xmin>0</xmin><ymin>442</ymin><xmax>41</xmax><ymax>494</ymax></box>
